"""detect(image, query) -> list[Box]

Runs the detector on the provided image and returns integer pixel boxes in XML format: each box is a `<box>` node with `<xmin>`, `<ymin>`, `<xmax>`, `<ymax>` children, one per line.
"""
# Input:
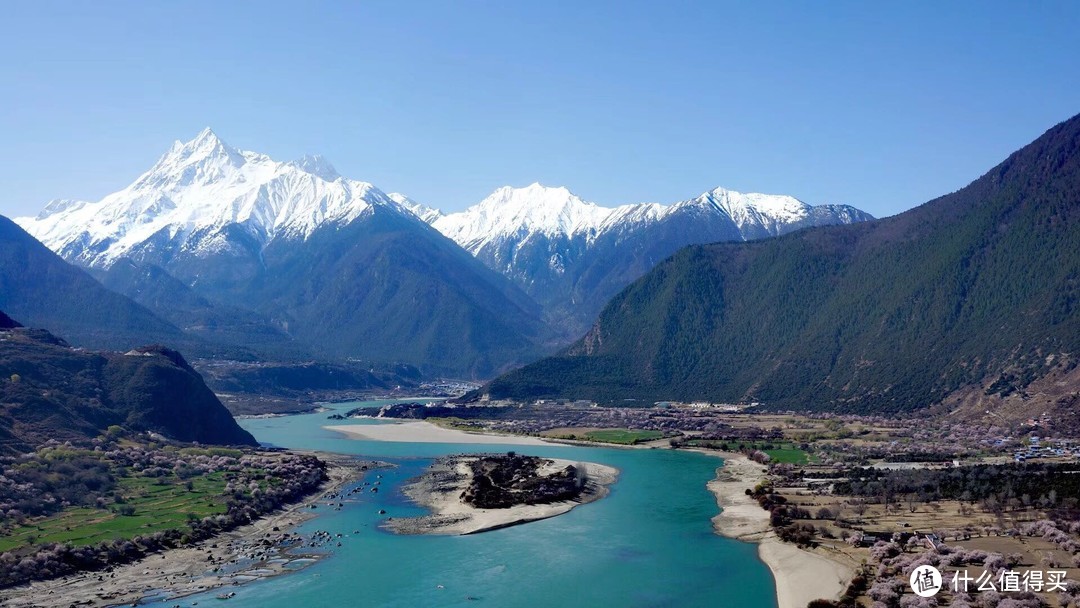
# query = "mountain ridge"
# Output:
<box><xmin>0</xmin><ymin>312</ymin><xmax>257</xmax><ymax>452</ymax></box>
<box><xmin>0</xmin><ymin>214</ymin><xmax>204</xmax><ymax>353</ymax></box>
<box><xmin>16</xmin><ymin>130</ymin><xmax>550</xmax><ymax>377</ymax></box>
<box><xmin>423</xmin><ymin>182</ymin><xmax>872</xmax><ymax>333</ymax></box>
<box><xmin>18</xmin><ymin>127</ymin><xmax>413</xmax><ymax>269</ymax></box>
<box><xmin>483</xmin><ymin>113</ymin><xmax>1080</xmax><ymax>415</ymax></box>
<box><xmin>15</xmin><ymin>128</ymin><xmax>873</xmax><ymax>374</ymax></box>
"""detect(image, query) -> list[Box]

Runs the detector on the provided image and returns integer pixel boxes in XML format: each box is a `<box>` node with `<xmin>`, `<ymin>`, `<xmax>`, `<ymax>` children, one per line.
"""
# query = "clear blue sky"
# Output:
<box><xmin>2</xmin><ymin>1</ymin><xmax>1078</xmax><ymax>219</ymax></box>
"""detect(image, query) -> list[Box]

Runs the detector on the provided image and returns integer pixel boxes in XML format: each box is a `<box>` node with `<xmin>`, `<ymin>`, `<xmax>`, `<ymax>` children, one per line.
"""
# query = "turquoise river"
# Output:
<box><xmin>174</xmin><ymin>400</ymin><xmax>779</xmax><ymax>607</ymax></box>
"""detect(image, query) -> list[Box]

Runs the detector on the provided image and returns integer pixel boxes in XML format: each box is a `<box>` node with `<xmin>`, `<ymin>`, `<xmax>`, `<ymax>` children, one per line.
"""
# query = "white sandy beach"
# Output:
<box><xmin>326</xmin><ymin>420</ymin><xmax>552</xmax><ymax>445</ymax></box>
<box><xmin>707</xmin><ymin>453</ymin><xmax>853</xmax><ymax>608</ymax></box>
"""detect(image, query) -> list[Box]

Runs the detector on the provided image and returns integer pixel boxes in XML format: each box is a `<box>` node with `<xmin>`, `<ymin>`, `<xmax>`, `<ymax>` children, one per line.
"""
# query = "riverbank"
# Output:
<box><xmin>386</xmin><ymin>455</ymin><xmax>619</xmax><ymax>535</ymax></box>
<box><xmin>326</xmin><ymin>420</ymin><xmax>553</xmax><ymax>445</ymax></box>
<box><xmin>707</xmin><ymin>452</ymin><xmax>853</xmax><ymax>608</ymax></box>
<box><xmin>327</xmin><ymin>419</ymin><xmax>852</xmax><ymax>605</ymax></box>
<box><xmin>1</xmin><ymin>453</ymin><xmax>381</xmax><ymax>608</ymax></box>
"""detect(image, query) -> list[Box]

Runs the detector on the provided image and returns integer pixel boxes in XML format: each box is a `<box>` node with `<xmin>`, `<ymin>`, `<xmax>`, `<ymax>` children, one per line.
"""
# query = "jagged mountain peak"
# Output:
<box><xmin>427</xmin><ymin>182</ymin><xmax>873</xmax><ymax>333</ymax></box>
<box><xmin>482</xmin><ymin>183</ymin><xmax>603</xmax><ymax>224</ymax></box>
<box><xmin>16</xmin><ymin>130</ymin><xmax>411</xmax><ymax>268</ymax></box>
<box><xmin>163</xmin><ymin>127</ymin><xmax>242</xmax><ymax>164</ymax></box>
<box><xmin>434</xmin><ymin>183</ymin><xmax>610</xmax><ymax>250</ymax></box>
<box><xmin>134</xmin><ymin>128</ymin><xmax>256</xmax><ymax>195</ymax></box>
<box><xmin>680</xmin><ymin>186</ymin><xmax>813</xmax><ymax>227</ymax></box>
<box><xmin>288</xmin><ymin>154</ymin><xmax>341</xmax><ymax>181</ymax></box>
<box><xmin>36</xmin><ymin>198</ymin><xmax>90</xmax><ymax>221</ymax></box>
<box><xmin>388</xmin><ymin>193</ymin><xmax>442</xmax><ymax>224</ymax></box>
<box><xmin>434</xmin><ymin>183</ymin><xmax>868</xmax><ymax>253</ymax></box>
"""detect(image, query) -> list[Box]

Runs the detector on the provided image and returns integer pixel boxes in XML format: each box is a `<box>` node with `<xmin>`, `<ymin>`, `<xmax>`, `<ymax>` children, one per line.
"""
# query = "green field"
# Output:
<box><xmin>579</xmin><ymin>429</ymin><xmax>665</xmax><ymax>445</ymax></box>
<box><xmin>761</xmin><ymin>447</ymin><xmax>811</xmax><ymax>464</ymax></box>
<box><xmin>683</xmin><ymin>439</ymin><xmax>814</xmax><ymax>464</ymax></box>
<box><xmin>0</xmin><ymin>472</ymin><xmax>228</xmax><ymax>553</ymax></box>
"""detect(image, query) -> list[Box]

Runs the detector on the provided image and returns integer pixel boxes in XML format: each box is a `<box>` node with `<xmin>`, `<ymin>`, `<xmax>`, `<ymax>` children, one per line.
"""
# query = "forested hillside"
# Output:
<box><xmin>485</xmin><ymin>114</ymin><xmax>1080</xmax><ymax>414</ymax></box>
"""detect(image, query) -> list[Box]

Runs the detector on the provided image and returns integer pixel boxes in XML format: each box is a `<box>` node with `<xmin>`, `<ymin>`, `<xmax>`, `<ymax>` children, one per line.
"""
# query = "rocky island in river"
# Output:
<box><xmin>385</xmin><ymin>453</ymin><xmax>618</xmax><ymax>535</ymax></box>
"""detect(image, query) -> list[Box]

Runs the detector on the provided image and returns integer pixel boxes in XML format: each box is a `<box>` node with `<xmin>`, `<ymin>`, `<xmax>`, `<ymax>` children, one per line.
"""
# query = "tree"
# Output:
<box><xmin>852</xmin><ymin>499</ymin><xmax>868</xmax><ymax>518</ymax></box>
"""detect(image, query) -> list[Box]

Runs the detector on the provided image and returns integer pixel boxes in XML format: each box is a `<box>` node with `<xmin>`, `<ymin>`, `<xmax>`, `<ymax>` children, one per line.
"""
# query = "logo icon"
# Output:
<box><xmin>910</xmin><ymin>565</ymin><xmax>942</xmax><ymax>597</ymax></box>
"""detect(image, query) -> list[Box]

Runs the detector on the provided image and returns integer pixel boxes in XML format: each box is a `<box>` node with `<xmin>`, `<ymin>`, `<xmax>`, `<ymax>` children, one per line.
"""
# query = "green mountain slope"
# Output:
<box><xmin>486</xmin><ymin>114</ymin><xmax>1080</xmax><ymax>413</ymax></box>
<box><xmin>246</xmin><ymin>207</ymin><xmax>549</xmax><ymax>378</ymax></box>
<box><xmin>0</xmin><ymin>314</ymin><xmax>257</xmax><ymax>452</ymax></box>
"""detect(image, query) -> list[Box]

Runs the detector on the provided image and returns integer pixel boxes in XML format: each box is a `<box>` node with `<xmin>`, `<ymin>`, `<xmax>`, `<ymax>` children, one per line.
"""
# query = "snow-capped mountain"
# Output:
<box><xmin>432</xmin><ymin>182</ymin><xmax>869</xmax><ymax>255</ymax></box>
<box><xmin>16</xmin><ymin>128</ymin><xmax>872</xmax><ymax>371</ymax></box>
<box><xmin>422</xmin><ymin>183</ymin><xmax>873</xmax><ymax>334</ymax></box>
<box><xmin>387</xmin><ymin>192</ymin><xmax>442</xmax><ymax>224</ymax></box>
<box><xmin>432</xmin><ymin>184</ymin><xmax>612</xmax><ymax>250</ymax></box>
<box><xmin>19</xmin><ymin>128</ymin><xmax>409</xmax><ymax>270</ymax></box>
<box><xmin>17</xmin><ymin>130</ymin><xmax>548</xmax><ymax>377</ymax></box>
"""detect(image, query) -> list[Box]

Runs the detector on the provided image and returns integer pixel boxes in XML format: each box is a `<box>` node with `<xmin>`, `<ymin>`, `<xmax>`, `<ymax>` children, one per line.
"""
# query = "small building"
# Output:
<box><xmin>924</xmin><ymin>534</ymin><xmax>945</xmax><ymax>551</ymax></box>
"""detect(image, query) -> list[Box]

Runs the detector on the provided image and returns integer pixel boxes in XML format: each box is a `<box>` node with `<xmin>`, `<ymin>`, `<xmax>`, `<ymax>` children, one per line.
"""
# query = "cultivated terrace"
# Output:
<box><xmin>0</xmin><ymin>431</ymin><xmax>327</xmax><ymax>588</ymax></box>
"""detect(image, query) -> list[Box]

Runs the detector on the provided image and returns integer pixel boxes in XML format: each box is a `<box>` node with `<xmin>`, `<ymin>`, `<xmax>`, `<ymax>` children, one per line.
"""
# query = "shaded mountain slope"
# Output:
<box><xmin>0</xmin><ymin>314</ymin><xmax>257</xmax><ymax>452</ymax></box>
<box><xmin>94</xmin><ymin>259</ymin><xmax>306</xmax><ymax>359</ymax></box>
<box><xmin>249</xmin><ymin>205</ymin><xmax>549</xmax><ymax>377</ymax></box>
<box><xmin>0</xmin><ymin>216</ymin><xmax>193</xmax><ymax>353</ymax></box>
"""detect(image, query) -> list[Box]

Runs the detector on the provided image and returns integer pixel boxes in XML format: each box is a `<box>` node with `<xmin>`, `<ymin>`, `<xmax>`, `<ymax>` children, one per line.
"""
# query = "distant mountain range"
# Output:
<box><xmin>0</xmin><ymin>312</ymin><xmax>256</xmax><ymax>453</ymax></box>
<box><xmin>16</xmin><ymin>129</ymin><xmax>872</xmax><ymax>375</ymax></box>
<box><xmin>15</xmin><ymin>130</ymin><xmax>547</xmax><ymax>377</ymax></box>
<box><xmin>483</xmin><ymin>114</ymin><xmax>1080</xmax><ymax>417</ymax></box>
<box><xmin>425</xmin><ymin>183</ymin><xmax>871</xmax><ymax>334</ymax></box>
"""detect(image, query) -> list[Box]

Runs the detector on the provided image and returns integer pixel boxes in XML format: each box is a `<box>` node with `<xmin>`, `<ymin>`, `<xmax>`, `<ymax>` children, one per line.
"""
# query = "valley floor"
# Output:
<box><xmin>330</xmin><ymin>418</ymin><xmax>855</xmax><ymax>607</ymax></box>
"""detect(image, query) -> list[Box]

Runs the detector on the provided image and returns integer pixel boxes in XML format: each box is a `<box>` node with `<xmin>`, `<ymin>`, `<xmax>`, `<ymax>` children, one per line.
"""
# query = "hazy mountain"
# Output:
<box><xmin>92</xmin><ymin>259</ymin><xmax>304</xmax><ymax>359</ymax></box>
<box><xmin>484</xmin><ymin>114</ymin><xmax>1080</xmax><ymax>415</ymax></box>
<box><xmin>426</xmin><ymin>182</ymin><xmax>872</xmax><ymax>333</ymax></box>
<box><xmin>0</xmin><ymin>215</ymin><xmax>194</xmax><ymax>353</ymax></box>
<box><xmin>0</xmin><ymin>313</ymin><xmax>257</xmax><ymax>452</ymax></box>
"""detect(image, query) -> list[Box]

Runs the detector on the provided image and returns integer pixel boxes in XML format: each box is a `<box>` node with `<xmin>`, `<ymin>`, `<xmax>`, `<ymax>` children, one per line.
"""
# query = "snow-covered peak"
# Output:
<box><xmin>431</xmin><ymin>183</ymin><xmax>868</xmax><ymax>256</ymax></box>
<box><xmin>164</xmin><ymin>127</ymin><xmax>240</xmax><ymax>165</ymax></box>
<box><xmin>36</xmin><ymin>198</ymin><xmax>90</xmax><ymax>221</ymax></box>
<box><xmin>16</xmin><ymin>129</ymin><xmax>406</xmax><ymax>268</ymax></box>
<box><xmin>677</xmin><ymin>186</ymin><xmax>812</xmax><ymax>229</ymax></box>
<box><xmin>288</xmin><ymin>154</ymin><xmax>340</xmax><ymax>181</ymax></box>
<box><xmin>433</xmin><ymin>183</ymin><xmax>611</xmax><ymax>250</ymax></box>
<box><xmin>388</xmin><ymin>193</ymin><xmax>442</xmax><ymax>224</ymax></box>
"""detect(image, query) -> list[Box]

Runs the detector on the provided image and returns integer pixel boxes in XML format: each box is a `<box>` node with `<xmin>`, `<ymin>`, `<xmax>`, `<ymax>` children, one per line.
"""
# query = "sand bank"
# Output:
<box><xmin>1</xmin><ymin>455</ymin><xmax>379</xmax><ymax>608</ymax></box>
<box><xmin>326</xmin><ymin>420</ymin><xmax>552</xmax><ymax>445</ymax></box>
<box><xmin>385</xmin><ymin>455</ymin><xmax>618</xmax><ymax>535</ymax></box>
<box><xmin>706</xmin><ymin>452</ymin><xmax>853</xmax><ymax>608</ymax></box>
